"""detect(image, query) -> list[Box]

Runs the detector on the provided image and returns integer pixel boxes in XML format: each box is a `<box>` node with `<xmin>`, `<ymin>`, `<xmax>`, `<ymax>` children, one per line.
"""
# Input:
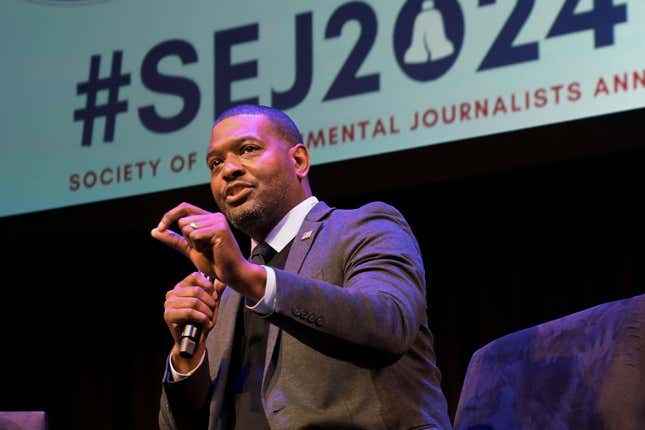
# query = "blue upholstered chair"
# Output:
<box><xmin>454</xmin><ymin>294</ymin><xmax>645</xmax><ymax>430</ymax></box>
<box><xmin>0</xmin><ymin>412</ymin><xmax>47</xmax><ymax>430</ymax></box>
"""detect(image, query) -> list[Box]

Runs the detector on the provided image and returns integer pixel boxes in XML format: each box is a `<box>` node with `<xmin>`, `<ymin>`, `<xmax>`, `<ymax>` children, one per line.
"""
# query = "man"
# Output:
<box><xmin>152</xmin><ymin>105</ymin><xmax>452</xmax><ymax>429</ymax></box>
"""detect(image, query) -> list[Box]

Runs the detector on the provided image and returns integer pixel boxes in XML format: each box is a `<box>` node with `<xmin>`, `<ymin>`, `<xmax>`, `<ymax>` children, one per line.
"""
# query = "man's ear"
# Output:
<box><xmin>290</xmin><ymin>144</ymin><xmax>310</xmax><ymax>180</ymax></box>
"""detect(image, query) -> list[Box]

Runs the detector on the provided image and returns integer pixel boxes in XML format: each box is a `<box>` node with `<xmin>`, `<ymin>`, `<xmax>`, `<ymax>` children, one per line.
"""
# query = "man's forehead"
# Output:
<box><xmin>207</xmin><ymin>114</ymin><xmax>279</xmax><ymax>153</ymax></box>
<box><xmin>211</xmin><ymin>113</ymin><xmax>272</xmax><ymax>136</ymax></box>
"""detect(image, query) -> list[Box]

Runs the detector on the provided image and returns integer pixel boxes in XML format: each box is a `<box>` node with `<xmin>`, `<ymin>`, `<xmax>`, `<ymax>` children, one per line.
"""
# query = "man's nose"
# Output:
<box><xmin>222</xmin><ymin>153</ymin><xmax>245</xmax><ymax>178</ymax></box>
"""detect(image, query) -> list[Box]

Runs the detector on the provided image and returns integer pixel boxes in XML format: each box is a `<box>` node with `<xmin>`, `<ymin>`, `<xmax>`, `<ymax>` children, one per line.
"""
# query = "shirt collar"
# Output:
<box><xmin>251</xmin><ymin>196</ymin><xmax>319</xmax><ymax>253</ymax></box>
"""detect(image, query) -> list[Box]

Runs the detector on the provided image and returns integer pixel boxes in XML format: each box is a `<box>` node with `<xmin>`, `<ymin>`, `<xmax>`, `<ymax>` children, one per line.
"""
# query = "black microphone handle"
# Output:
<box><xmin>179</xmin><ymin>322</ymin><xmax>202</xmax><ymax>358</ymax></box>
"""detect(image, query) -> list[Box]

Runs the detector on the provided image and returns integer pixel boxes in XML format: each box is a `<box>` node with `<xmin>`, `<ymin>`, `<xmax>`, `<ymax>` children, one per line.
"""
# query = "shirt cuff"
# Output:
<box><xmin>168</xmin><ymin>350</ymin><xmax>205</xmax><ymax>382</ymax></box>
<box><xmin>246</xmin><ymin>266</ymin><xmax>276</xmax><ymax>315</ymax></box>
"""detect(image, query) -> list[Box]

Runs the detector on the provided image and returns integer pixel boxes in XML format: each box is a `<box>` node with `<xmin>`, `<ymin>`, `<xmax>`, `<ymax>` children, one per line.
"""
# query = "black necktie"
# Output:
<box><xmin>231</xmin><ymin>240</ymin><xmax>275</xmax><ymax>430</ymax></box>
<box><xmin>250</xmin><ymin>242</ymin><xmax>276</xmax><ymax>265</ymax></box>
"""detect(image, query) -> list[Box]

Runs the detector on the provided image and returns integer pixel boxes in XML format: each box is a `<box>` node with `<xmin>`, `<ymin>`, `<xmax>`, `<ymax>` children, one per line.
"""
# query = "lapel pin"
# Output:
<box><xmin>301</xmin><ymin>230</ymin><xmax>313</xmax><ymax>241</ymax></box>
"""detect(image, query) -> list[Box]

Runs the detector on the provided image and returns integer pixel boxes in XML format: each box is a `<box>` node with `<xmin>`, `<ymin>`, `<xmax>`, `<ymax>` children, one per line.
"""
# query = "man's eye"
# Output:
<box><xmin>241</xmin><ymin>145</ymin><xmax>258</xmax><ymax>154</ymax></box>
<box><xmin>209</xmin><ymin>159</ymin><xmax>222</xmax><ymax>170</ymax></box>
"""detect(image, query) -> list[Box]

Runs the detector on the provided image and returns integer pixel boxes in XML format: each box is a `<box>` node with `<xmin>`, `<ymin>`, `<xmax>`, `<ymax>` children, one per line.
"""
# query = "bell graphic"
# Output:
<box><xmin>404</xmin><ymin>0</ymin><xmax>455</xmax><ymax>64</ymax></box>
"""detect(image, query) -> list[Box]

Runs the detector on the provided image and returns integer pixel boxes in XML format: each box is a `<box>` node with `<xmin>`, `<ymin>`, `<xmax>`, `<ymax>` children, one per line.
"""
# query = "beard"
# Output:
<box><xmin>224</xmin><ymin>200</ymin><xmax>269</xmax><ymax>236</ymax></box>
<box><xmin>217</xmin><ymin>174</ymin><xmax>294</xmax><ymax>238</ymax></box>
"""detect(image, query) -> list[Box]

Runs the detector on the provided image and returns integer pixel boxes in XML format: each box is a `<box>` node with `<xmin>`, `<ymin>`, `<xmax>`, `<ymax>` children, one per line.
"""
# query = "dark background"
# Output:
<box><xmin>1</xmin><ymin>107</ymin><xmax>643</xmax><ymax>429</ymax></box>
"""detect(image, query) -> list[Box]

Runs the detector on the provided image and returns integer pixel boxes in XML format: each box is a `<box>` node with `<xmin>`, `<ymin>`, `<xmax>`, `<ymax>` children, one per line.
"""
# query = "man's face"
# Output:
<box><xmin>206</xmin><ymin>114</ymin><xmax>304</xmax><ymax>237</ymax></box>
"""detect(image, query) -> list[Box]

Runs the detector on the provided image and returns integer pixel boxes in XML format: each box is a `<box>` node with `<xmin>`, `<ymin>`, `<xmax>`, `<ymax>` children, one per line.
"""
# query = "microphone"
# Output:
<box><xmin>179</xmin><ymin>323</ymin><xmax>201</xmax><ymax>358</ymax></box>
<box><xmin>178</xmin><ymin>272</ymin><xmax>212</xmax><ymax>358</ymax></box>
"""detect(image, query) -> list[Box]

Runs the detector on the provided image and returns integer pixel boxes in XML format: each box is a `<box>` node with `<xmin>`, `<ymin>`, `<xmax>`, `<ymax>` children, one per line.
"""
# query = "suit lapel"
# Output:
<box><xmin>216</xmin><ymin>288</ymin><xmax>241</xmax><ymax>353</ymax></box>
<box><xmin>209</xmin><ymin>288</ymin><xmax>241</xmax><ymax>414</ymax></box>
<box><xmin>262</xmin><ymin>201</ymin><xmax>332</xmax><ymax>393</ymax></box>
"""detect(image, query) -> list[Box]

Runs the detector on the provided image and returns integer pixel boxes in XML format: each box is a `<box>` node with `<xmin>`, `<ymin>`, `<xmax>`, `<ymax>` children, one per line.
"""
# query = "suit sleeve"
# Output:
<box><xmin>270</xmin><ymin>202</ymin><xmax>427</xmax><ymax>355</ymax></box>
<box><xmin>159</xmin><ymin>354</ymin><xmax>212</xmax><ymax>430</ymax></box>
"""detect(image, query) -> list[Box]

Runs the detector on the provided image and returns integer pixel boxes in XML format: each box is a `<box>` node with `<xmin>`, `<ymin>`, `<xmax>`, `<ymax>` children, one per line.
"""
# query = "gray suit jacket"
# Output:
<box><xmin>159</xmin><ymin>201</ymin><xmax>452</xmax><ymax>430</ymax></box>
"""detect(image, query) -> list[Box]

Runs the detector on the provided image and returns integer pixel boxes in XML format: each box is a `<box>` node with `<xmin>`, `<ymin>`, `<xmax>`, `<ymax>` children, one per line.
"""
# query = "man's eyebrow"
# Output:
<box><xmin>205</xmin><ymin>135</ymin><xmax>258</xmax><ymax>159</ymax></box>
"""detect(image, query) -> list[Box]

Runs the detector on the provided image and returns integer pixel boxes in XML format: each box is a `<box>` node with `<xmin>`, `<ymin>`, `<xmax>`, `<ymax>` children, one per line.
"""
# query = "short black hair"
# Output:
<box><xmin>214</xmin><ymin>105</ymin><xmax>303</xmax><ymax>146</ymax></box>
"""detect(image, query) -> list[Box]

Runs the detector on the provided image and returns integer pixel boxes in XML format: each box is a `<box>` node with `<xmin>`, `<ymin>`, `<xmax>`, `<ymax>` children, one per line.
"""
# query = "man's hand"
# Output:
<box><xmin>164</xmin><ymin>272</ymin><xmax>225</xmax><ymax>372</ymax></box>
<box><xmin>151</xmin><ymin>202</ymin><xmax>220</xmax><ymax>276</ymax></box>
<box><xmin>151</xmin><ymin>202</ymin><xmax>267</xmax><ymax>301</ymax></box>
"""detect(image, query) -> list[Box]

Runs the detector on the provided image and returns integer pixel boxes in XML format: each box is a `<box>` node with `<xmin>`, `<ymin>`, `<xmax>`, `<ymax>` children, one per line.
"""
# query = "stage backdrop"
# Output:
<box><xmin>2</xmin><ymin>0</ymin><xmax>644</xmax><ymax>216</ymax></box>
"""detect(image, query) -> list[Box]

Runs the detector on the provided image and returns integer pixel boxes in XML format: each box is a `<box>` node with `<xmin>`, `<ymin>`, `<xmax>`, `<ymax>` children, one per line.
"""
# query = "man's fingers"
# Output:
<box><xmin>156</xmin><ymin>202</ymin><xmax>209</xmax><ymax>231</ymax></box>
<box><xmin>177</xmin><ymin>214</ymin><xmax>210</xmax><ymax>232</ymax></box>
<box><xmin>213</xmin><ymin>279</ymin><xmax>227</xmax><ymax>295</ymax></box>
<box><xmin>164</xmin><ymin>279</ymin><xmax>218</xmax><ymax>327</ymax></box>
<box><xmin>167</xmin><ymin>277</ymin><xmax>216</xmax><ymax>307</ymax></box>
<box><xmin>187</xmin><ymin>225</ymin><xmax>221</xmax><ymax>254</ymax></box>
<box><xmin>177</xmin><ymin>217</ymin><xmax>214</xmax><ymax>250</ymax></box>
<box><xmin>170</xmin><ymin>272</ymin><xmax>216</xmax><ymax>299</ymax></box>
<box><xmin>178</xmin><ymin>213</ymin><xmax>226</xmax><ymax>237</ymax></box>
<box><xmin>192</xmin><ymin>272</ymin><xmax>215</xmax><ymax>292</ymax></box>
<box><xmin>164</xmin><ymin>307</ymin><xmax>212</xmax><ymax>327</ymax></box>
<box><xmin>165</xmin><ymin>296</ymin><xmax>215</xmax><ymax>320</ymax></box>
<box><xmin>151</xmin><ymin>228</ymin><xmax>191</xmax><ymax>257</ymax></box>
